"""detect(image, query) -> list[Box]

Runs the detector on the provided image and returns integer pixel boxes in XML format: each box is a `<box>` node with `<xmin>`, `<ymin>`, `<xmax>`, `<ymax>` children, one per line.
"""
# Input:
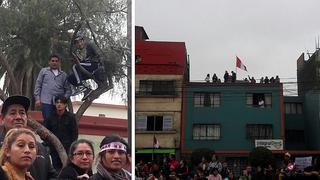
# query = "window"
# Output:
<box><xmin>285</xmin><ymin>130</ymin><xmax>305</xmax><ymax>143</ymax></box>
<box><xmin>136</xmin><ymin>115</ymin><xmax>173</xmax><ymax>131</ymax></box>
<box><xmin>193</xmin><ymin>124</ymin><xmax>220</xmax><ymax>140</ymax></box>
<box><xmin>285</xmin><ymin>103</ymin><xmax>303</xmax><ymax>114</ymax></box>
<box><xmin>194</xmin><ymin>92</ymin><xmax>220</xmax><ymax>107</ymax></box>
<box><xmin>139</xmin><ymin>80</ymin><xmax>175</xmax><ymax>95</ymax></box>
<box><xmin>246</xmin><ymin>93</ymin><xmax>272</xmax><ymax>108</ymax></box>
<box><xmin>246</xmin><ymin>124</ymin><xmax>273</xmax><ymax>139</ymax></box>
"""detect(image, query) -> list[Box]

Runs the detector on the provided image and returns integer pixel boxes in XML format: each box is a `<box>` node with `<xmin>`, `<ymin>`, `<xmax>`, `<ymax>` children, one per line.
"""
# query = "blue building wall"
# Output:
<box><xmin>283</xmin><ymin>96</ymin><xmax>306</xmax><ymax>150</ymax></box>
<box><xmin>183</xmin><ymin>83</ymin><xmax>283</xmax><ymax>151</ymax></box>
<box><xmin>304</xmin><ymin>90</ymin><xmax>320</xmax><ymax>150</ymax></box>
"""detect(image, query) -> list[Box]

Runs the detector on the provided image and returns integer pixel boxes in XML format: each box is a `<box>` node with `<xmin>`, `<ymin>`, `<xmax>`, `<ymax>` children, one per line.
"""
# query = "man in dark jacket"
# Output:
<box><xmin>45</xmin><ymin>95</ymin><xmax>78</xmax><ymax>171</ymax></box>
<box><xmin>0</xmin><ymin>95</ymin><xmax>58</xmax><ymax>180</ymax></box>
<box><xmin>67</xmin><ymin>33</ymin><xmax>104</xmax><ymax>101</ymax></box>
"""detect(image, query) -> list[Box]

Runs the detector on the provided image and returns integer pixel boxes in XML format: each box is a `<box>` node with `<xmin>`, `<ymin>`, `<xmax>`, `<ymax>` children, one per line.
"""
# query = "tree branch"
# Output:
<box><xmin>75</xmin><ymin>83</ymin><xmax>113</xmax><ymax>121</ymax></box>
<box><xmin>27</xmin><ymin>118</ymin><xmax>68</xmax><ymax>167</ymax></box>
<box><xmin>105</xmin><ymin>7</ymin><xmax>127</xmax><ymax>14</ymax></box>
<box><xmin>0</xmin><ymin>88</ymin><xmax>7</xmax><ymax>101</ymax></box>
<box><xmin>0</xmin><ymin>53</ymin><xmax>20</xmax><ymax>94</ymax></box>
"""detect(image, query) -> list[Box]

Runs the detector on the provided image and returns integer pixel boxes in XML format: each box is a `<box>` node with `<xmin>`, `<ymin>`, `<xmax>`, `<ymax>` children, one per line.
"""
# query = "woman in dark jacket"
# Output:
<box><xmin>58</xmin><ymin>139</ymin><xmax>95</xmax><ymax>180</ymax></box>
<box><xmin>0</xmin><ymin>128</ymin><xmax>37</xmax><ymax>180</ymax></box>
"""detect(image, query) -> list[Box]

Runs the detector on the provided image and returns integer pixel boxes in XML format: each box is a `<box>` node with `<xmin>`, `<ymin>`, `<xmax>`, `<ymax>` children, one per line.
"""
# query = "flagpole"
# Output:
<box><xmin>152</xmin><ymin>121</ymin><xmax>155</xmax><ymax>162</ymax></box>
<box><xmin>235</xmin><ymin>55</ymin><xmax>238</xmax><ymax>78</ymax></box>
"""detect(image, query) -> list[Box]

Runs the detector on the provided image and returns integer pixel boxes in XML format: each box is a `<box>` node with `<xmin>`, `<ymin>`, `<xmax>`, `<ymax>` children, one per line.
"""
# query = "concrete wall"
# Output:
<box><xmin>72</xmin><ymin>102</ymin><xmax>127</xmax><ymax>119</ymax></box>
<box><xmin>135</xmin><ymin>74</ymin><xmax>183</xmax><ymax>150</ymax></box>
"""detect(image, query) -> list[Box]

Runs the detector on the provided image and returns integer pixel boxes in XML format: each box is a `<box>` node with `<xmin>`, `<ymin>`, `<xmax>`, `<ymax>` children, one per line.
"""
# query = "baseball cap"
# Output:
<box><xmin>74</xmin><ymin>32</ymin><xmax>84</xmax><ymax>41</ymax></box>
<box><xmin>1</xmin><ymin>95</ymin><xmax>30</xmax><ymax>114</ymax></box>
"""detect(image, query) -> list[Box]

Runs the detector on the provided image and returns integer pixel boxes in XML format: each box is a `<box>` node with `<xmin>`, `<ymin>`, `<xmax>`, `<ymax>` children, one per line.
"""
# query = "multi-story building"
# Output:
<box><xmin>135</xmin><ymin>26</ymin><xmax>189</xmax><ymax>161</ymax></box>
<box><xmin>297</xmin><ymin>50</ymin><xmax>320</xmax><ymax>96</ymax></box>
<box><xmin>294</xmin><ymin>49</ymin><xmax>320</xmax><ymax>151</ymax></box>
<box><xmin>182</xmin><ymin>81</ymin><xmax>284</xmax><ymax>173</ymax></box>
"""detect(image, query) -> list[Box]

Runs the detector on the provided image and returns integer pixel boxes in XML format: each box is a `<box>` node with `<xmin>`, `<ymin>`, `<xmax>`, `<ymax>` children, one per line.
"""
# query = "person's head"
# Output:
<box><xmin>257</xmin><ymin>165</ymin><xmax>262</xmax><ymax>172</ymax></box>
<box><xmin>212</xmin><ymin>154</ymin><xmax>217</xmax><ymax>161</ymax></box>
<box><xmin>69</xmin><ymin>139</ymin><xmax>95</xmax><ymax>172</ymax></box>
<box><xmin>212</xmin><ymin>167</ymin><xmax>219</xmax><ymax>175</ymax></box>
<box><xmin>54</xmin><ymin>95</ymin><xmax>68</xmax><ymax>112</ymax></box>
<box><xmin>284</xmin><ymin>152</ymin><xmax>291</xmax><ymax>161</ymax></box>
<box><xmin>228</xmin><ymin>171</ymin><xmax>234</xmax><ymax>178</ymax></box>
<box><xmin>1</xmin><ymin>96</ymin><xmax>30</xmax><ymax>130</ymax></box>
<box><xmin>223</xmin><ymin>162</ymin><xmax>228</xmax><ymax>168</ymax></box>
<box><xmin>242</xmin><ymin>169</ymin><xmax>248</xmax><ymax>176</ymax></box>
<box><xmin>48</xmin><ymin>54</ymin><xmax>61</xmax><ymax>70</ymax></box>
<box><xmin>74</xmin><ymin>33</ymin><xmax>85</xmax><ymax>49</ymax></box>
<box><xmin>98</xmin><ymin>135</ymin><xmax>129</xmax><ymax>172</ymax></box>
<box><xmin>0</xmin><ymin>128</ymin><xmax>37</xmax><ymax>170</ymax></box>
<box><xmin>170</xmin><ymin>154</ymin><xmax>176</xmax><ymax>160</ymax></box>
<box><xmin>246</xmin><ymin>165</ymin><xmax>252</xmax><ymax>173</ymax></box>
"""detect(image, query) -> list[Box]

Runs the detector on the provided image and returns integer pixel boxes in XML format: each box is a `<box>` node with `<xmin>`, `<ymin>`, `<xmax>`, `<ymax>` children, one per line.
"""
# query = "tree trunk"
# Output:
<box><xmin>27</xmin><ymin>118</ymin><xmax>68</xmax><ymax>167</ymax></box>
<box><xmin>75</xmin><ymin>83</ymin><xmax>113</xmax><ymax>122</ymax></box>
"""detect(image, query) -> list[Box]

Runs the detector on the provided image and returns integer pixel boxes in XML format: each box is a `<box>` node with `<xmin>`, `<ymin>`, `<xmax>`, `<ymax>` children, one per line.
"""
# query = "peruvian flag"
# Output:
<box><xmin>153</xmin><ymin>135</ymin><xmax>160</xmax><ymax>148</ymax></box>
<box><xmin>236</xmin><ymin>56</ymin><xmax>247</xmax><ymax>71</ymax></box>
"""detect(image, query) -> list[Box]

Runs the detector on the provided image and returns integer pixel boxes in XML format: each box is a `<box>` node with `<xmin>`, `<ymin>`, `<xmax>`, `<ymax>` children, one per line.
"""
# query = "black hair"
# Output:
<box><xmin>99</xmin><ymin>134</ymin><xmax>130</xmax><ymax>156</ymax></box>
<box><xmin>68</xmin><ymin>139</ymin><xmax>94</xmax><ymax>164</ymax></box>
<box><xmin>49</xmin><ymin>54</ymin><xmax>60</xmax><ymax>61</ymax></box>
<box><xmin>54</xmin><ymin>95</ymin><xmax>68</xmax><ymax>104</ymax></box>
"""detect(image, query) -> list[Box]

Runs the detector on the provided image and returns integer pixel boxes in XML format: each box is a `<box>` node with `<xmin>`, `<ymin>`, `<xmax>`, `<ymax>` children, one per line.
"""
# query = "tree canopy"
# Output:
<box><xmin>0</xmin><ymin>0</ymin><xmax>128</xmax><ymax>105</ymax></box>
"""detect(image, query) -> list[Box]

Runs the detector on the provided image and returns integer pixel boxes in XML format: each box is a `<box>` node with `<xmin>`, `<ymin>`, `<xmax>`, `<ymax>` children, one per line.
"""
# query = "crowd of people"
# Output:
<box><xmin>204</xmin><ymin>72</ymin><xmax>280</xmax><ymax>84</ymax></box>
<box><xmin>0</xmin><ymin>33</ymin><xmax>129</xmax><ymax>180</ymax></box>
<box><xmin>136</xmin><ymin>153</ymin><xmax>320</xmax><ymax>180</ymax></box>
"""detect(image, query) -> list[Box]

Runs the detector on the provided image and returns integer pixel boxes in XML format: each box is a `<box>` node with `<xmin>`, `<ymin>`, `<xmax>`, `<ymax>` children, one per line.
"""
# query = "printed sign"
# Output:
<box><xmin>295</xmin><ymin>157</ymin><xmax>312</xmax><ymax>171</ymax></box>
<box><xmin>255</xmin><ymin>139</ymin><xmax>283</xmax><ymax>150</ymax></box>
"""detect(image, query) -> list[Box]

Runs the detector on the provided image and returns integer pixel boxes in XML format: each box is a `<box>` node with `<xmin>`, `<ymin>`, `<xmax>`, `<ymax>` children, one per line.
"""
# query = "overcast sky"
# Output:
<box><xmin>135</xmin><ymin>0</ymin><xmax>320</xmax><ymax>95</ymax></box>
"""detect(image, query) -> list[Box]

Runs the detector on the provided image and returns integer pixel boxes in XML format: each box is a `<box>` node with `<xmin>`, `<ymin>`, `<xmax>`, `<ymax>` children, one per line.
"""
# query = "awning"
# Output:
<box><xmin>136</xmin><ymin>148</ymin><xmax>176</xmax><ymax>154</ymax></box>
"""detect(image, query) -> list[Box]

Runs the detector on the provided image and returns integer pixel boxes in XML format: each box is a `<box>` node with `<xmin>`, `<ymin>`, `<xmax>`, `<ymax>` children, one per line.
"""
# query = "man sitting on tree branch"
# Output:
<box><xmin>67</xmin><ymin>33</ymin><xmax>105</xmax><ymax>101</ymax></box>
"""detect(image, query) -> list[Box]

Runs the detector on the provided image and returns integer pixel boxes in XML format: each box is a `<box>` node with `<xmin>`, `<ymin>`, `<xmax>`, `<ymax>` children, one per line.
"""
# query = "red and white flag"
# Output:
<box><xmin>236</xmin><ymin>56</ymin><xmax>247</xmax><ymax>71</ymax></box>
<box><xmin>153</xmin><ymin>135</ymin><xmax>159</xmax><ymax>148</ymax></box>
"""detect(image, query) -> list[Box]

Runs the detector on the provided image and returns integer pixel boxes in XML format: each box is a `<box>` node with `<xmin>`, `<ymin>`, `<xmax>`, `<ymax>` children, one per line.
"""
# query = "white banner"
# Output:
<box><xmin>255</xmin><ymin>139</ymin><xmax>283</xmax><ymax>150</ymax></box>
<box><xmin>295</xmin><ymin>157</ymin><xmax>312</xmax><ymax>171</ymax></box>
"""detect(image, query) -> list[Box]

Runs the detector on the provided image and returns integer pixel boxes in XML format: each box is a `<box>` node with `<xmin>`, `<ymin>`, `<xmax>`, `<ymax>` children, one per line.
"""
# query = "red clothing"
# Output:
<box><xmin>170</xmin><ymin>160</ymin><xmax>179</xmax><ymax>170</ymax></box>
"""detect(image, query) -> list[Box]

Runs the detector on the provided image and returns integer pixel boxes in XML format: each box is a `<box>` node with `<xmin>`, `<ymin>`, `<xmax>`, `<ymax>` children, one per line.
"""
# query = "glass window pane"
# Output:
<box><xmin>194</xmin><ymin>93</ymin><xmax>201</xmax><ymax>107</ymax></box>
<box><xmin>214</xmin><ymin>94</ymin><xmax>220</xmax><ymax>107</ymax></box>
<box><xmin>291</xmin><ymin>103</ymin><xmax>297</xmax><ymax>114</ymax></box>
<box><xmin>193</xmin><ymin>125</ymin><xmax>200</xmax><ymax>139</ymax></box>
<box><xmin>297</xmin><ymin>103</ymin><xmax>303</xmax><ymax>114</ymax></box>
<box><xmin>155</xmin><ymin>116</ymin><xmax>163</xmax><ymax>131</ymax></box>
<box><xmin>136</xmin><ymin>116</ymin><xmax>147</xmax><ymax>130</ymax></box>
<box><xmin>147</xmin><ymin>116</ymin><xmax>155</xmax><ymax>131</ymax></box>
<box><xmin>163</xmin><ymin>115</ymin><xmax>173</xmax><ymax>130</ymax></box>
<box><xmin>285</xmin><ymin>103</ymin><xmax>291</xmax><ymax>114</ymax></box>
<box><xmin>265</xmin><ymin>94</ymin><xmax>272</xmax><ymax>106</ymax></box>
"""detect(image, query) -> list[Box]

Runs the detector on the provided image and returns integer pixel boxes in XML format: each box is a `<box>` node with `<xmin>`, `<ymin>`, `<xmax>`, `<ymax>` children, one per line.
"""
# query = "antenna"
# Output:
<box><xmin>317</xmin><ymin>35</ymin><xmax>320</xmax><ymax>50</ymax></box>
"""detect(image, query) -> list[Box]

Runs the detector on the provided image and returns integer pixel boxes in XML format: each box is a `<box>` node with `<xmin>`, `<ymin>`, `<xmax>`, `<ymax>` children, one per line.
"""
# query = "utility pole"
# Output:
<box><xmin>127</xmin><ymin>0</ymin><xmax>132</xmax><ymax>150</ymax></box>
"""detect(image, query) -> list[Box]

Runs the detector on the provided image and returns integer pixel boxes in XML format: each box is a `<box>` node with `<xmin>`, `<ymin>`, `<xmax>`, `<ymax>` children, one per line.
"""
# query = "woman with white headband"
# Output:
<box><xmin>89</xmin><ymin>135</ymin><xmax>131</xmax><ymax>180</ymax></box>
